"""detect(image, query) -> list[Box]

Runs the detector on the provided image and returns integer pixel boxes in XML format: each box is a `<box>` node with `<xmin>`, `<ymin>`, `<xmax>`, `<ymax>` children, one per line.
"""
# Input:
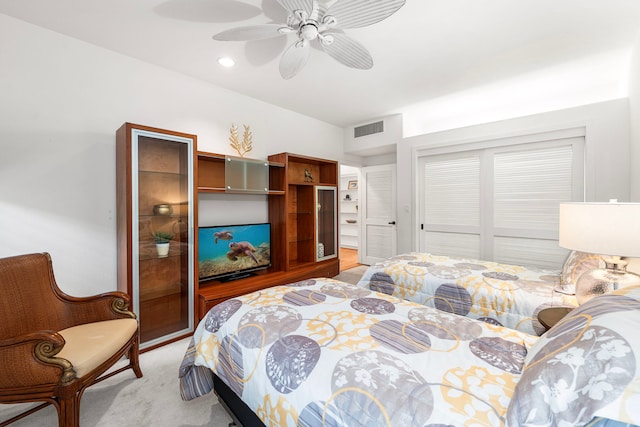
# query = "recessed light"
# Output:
<box><xmin>217</xmin><ymin>57</ymin><xmax>235</xmax><ymax>67</ymax></box>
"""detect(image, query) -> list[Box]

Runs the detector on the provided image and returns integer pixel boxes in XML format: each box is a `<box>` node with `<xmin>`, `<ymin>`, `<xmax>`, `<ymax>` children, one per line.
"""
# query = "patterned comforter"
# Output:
<box><xmin>179</xmin><ymin>278</ymin><xmax>537</xmax><ymax>426</ymax></box>
<box><xmin>356</xmin><ymin>252</ymin><xmax>577</xmax><ymax>336</ymax></box>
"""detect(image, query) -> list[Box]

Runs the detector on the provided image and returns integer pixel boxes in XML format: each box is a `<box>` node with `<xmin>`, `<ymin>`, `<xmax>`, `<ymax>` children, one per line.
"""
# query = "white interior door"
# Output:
<box><xmin>360</xmin><ymin>164</ymin><xmax>397</xmax><ymax>265</ymax></box>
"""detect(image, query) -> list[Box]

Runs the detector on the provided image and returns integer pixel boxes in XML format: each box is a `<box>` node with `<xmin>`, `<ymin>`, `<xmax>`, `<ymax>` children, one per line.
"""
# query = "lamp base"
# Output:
<box><xmin>575</xmin><ymin>266</ymin><xmax>640</xmax><ymax>304</ymax></box>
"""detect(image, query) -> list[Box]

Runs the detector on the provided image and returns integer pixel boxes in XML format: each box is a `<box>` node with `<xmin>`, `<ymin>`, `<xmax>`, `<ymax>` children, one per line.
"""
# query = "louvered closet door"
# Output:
<box><xmin>418</xmin><ymin>152</ymin><xmax>482</xmax><ymax>259</ymax></box>
<box><xmin>490</xmin><ymin>142</ymin><xmax>579</xmax><ymax>268</ymax></box>
<box><xmin>361</xmin><ymin>164</ymin><xmax>397</xmax><ymax>265</ymax></box>
<box><xmin>419</xmin><ymin>133</ymin><xmax>584</xmax><ymax>270</ymax></box>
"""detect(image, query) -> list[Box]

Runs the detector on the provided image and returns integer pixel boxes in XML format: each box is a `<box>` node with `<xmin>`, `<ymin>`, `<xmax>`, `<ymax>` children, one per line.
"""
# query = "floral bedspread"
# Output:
<box><xmin>179</xmin><ymin>278</ymin><xmax>537</xmax><ymax>426</ymax></box>
<box><xmin>356</xmin><ymin>252</ymin><xmax>577</xmax><ymax>336</ymax></box>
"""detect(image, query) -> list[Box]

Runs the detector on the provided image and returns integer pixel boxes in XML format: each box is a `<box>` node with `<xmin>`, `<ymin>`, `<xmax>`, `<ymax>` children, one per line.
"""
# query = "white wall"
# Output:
<box><xmin>396</xmin><ymin>99</ymin><xmax>631</xmax><ymax>254</ymax></box>
<box><xmin>401</xmin><ymin>48</ymin><xmax>631</xmax><ymax>138</ymax></box>
<box><xmin>0</xmin><ymin>15</ymin><xmax>343</xmax><ymax>296</ymax></box>
<box><xmin>630</xmin><ymin>33</ymin><xmax>640</xmax><ymax>201</ymax></box>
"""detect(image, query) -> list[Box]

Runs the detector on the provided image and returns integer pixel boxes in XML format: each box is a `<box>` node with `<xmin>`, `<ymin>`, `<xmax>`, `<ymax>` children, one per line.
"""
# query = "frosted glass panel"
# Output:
<box><xmin>425</xmin><ymin>232</ymin><xmax>480</xmax><ymax>259</ymax></box>
<box><xmin>494</xmin><ymin>236</ymin><xmax>569</xmax><ymax>270</ymax></box>
<box><xmin>225</xmin><ymin>156</ymin><xmax>268</xmax><ymax>194</ymax></box>
<box><xmin>494</xmin><ymin>145</ymin><xmax>573</xmax><ymax>230</ymax></box>
<box><xmin>424</xmin><ymin>155</ymin><xmax>480</xmax><ymax>226</ymax></box>
<box><xmin>365</xmin><ymin>225</ymin><xmax>394</xmax><ymax>259</ymax></box>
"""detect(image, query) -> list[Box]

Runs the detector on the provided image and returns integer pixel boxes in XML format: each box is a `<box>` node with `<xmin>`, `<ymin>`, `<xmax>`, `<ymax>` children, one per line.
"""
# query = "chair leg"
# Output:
<box><xmin>129</xmin><ymin>336</ymin><xmax>143</xmax><ymax>379</ymax></box>
<box><xmin>56</xmin><ymin>394</ymin><xmax>80</xmax><ymax>427</ymax></box>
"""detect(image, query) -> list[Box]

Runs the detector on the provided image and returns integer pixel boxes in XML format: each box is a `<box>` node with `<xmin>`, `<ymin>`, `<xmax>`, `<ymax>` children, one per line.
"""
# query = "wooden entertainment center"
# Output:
<box><xmin>196</xmin><ymin>152</ymin><xmax>340</xmax><ymax>321</ymax></box>
<box><xmin>117</xmin><ymin>122</ymin><xmax>340</xmax><ymax>348</ymax></box>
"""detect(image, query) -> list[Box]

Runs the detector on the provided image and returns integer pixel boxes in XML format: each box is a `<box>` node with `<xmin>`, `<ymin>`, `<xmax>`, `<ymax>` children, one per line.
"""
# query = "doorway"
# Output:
<box><xmin>339</xmin><ymin>164</ymin><xmax>360</xmax><ymax>269</ymax></box>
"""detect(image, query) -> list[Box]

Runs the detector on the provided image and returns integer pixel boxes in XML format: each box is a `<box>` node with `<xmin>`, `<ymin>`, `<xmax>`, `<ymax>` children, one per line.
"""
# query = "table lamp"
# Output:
<box><xmin>559</xmin><ymin>201</ymin><xmax>640</xmax><ymax>304</ymax></box>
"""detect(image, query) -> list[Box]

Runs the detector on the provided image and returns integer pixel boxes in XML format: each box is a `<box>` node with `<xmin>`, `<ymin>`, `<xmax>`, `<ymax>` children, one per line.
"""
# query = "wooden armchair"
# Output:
<box><xmin>0</xmin><ymin>253</ymin><xmax>142</xmax><ymax>427</ymax></box>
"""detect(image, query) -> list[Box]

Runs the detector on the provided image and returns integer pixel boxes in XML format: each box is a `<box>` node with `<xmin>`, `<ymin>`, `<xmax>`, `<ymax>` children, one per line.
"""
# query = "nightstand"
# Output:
<box><xmin>538</xmin><ymin>306</ymin><xmax>574</xmax><ymax>330</ymax></box>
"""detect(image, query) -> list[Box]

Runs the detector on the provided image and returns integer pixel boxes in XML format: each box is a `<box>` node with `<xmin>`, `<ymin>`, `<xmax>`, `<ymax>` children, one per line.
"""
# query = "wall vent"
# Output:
<box><xmin>354</xmin><ymin>120</ymin><xmax>384</xmax><ymax>138</ymax></box>
<box><xmin>344</xmin><ymin>114</ymin><xmax>401</xmax><ymax>155</ymax></box>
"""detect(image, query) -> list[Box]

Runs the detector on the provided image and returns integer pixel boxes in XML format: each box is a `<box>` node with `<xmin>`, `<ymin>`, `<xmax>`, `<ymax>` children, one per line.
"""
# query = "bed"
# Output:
<box><xmin>355</xmin><ymin>252</ymin><xmax>584</xmax><ymax>336</ymax></box>
<box><xmin>178</xmin><ymin>276</ymin><xmax>640</xmax><ymax>426</ymax></box>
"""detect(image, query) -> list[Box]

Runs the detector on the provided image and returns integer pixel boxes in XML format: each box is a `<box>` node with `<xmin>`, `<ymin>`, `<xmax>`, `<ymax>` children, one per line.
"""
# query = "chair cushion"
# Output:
<box><xmin>57</xmin><ymin>318</ymin><xmax>138</xmax><ymax>378</ymax></box>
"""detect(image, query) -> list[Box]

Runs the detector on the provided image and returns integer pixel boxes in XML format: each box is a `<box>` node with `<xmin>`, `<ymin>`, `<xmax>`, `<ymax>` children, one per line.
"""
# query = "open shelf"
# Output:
<box><xmin>196</xmin><ymin>152</ymin><xmax>225</xmax><ymax>191</ymax></box>
<box><xmin>339</xmin><ymin>172</ymin><xmax>359</xmax><ymax>251</ymax></box>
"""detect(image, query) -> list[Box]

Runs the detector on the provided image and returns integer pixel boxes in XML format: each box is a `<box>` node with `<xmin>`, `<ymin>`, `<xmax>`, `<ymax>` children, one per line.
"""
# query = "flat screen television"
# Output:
<box><xmin>198</xmin><ymin>223</ymin><xmax>271</xmax><ymax>282</ymax></box>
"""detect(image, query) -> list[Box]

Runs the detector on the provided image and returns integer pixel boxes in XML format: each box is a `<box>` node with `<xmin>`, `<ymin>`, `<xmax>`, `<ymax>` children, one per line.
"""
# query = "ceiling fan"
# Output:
<box><xmin>212</xmin><ymin>0</ymin><xmax>406</xmax><ymax>79</ymax></box>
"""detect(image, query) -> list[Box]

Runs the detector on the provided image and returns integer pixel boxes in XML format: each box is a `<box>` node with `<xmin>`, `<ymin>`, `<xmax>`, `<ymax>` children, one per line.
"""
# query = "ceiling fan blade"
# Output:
<box><xmin>325</xmin><ymin>0</ymin><xmax>406</xmax><ymax>29</ymax></box>
<box><xmin>320</xmin><ymin>33</ymin><xmax>373</xmax><ymax>69</ymax></box>
<box><xmin>276</xmin><ymin>0</ymin><xmax>314</xmax><ymax>17</ymax></box>
<box><xmin>279</xmin><ymin>41</ymin><xmax>311</xmax><ymax>79</ymax></box>
<box><xmin>213</xmin><ymin>24</ymin><xmax>289</xmax><ymax>41</ymax></box>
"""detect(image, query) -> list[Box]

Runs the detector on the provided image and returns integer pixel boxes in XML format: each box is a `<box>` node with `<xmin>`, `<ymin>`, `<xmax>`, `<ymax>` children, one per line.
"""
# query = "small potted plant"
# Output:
<box><xmin>153</xmin><ymin>231</ymin><xmax>173</xmax><ymax>258</ymax></box>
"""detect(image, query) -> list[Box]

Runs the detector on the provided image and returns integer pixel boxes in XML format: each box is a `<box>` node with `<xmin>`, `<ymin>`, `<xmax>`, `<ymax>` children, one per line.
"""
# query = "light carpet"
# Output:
<box><xmin>0</xmin><ymin>265</ymin><xmax>368</xmax><ymax>427</ymax></box>
<box><xmin>1</xmin><ymin>337</ymin><xmax>233</xmax><ymax>427</ymax></box>
<box><xmin>332</xmin><ymin>265</ymin><xmax>368</xmax><ymax>285</ymax></box>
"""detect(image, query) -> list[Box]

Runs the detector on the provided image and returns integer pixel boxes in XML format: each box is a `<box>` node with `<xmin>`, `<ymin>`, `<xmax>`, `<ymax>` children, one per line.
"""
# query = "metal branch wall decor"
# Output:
<box><xmin>229</xmin><ymin>124</ymin><xmax>253</xmax><ymax>157</ymax></box>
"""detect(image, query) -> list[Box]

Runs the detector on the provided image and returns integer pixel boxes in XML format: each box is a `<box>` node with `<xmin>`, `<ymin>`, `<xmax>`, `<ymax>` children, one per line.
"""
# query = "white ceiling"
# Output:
<box><xmin>2</xmin><ymin>0</ymin><xmax>640</xmax><ymax>127</ymax></box>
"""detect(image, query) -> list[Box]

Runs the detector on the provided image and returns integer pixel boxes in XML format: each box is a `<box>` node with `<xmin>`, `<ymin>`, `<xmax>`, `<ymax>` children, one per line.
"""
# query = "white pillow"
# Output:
<box><xmin>507</xmin><ymin>285</ymin><xmax>640</xmax><ymax>426</ymax></box>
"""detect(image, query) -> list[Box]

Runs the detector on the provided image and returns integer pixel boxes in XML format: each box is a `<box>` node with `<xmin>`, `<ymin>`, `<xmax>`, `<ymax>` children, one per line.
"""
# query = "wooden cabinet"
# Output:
<box><xmin>268</xmin><ymin>152</ymin><xmax>339</xmax><ymax>272</ymax></box>
<box><xmin>196</xmin><ymin>151</ymin><xmax>285</xmax><ymax>194</ymax></box>
<box><xmin>116</xmin><ymin>123</ymin><xmax>196</xmax><ymax>350</ymax></box>
<box><xmin>195</xmin><ymin>152</ymin><xmax>339</xmax><ymax>321</ymax></box>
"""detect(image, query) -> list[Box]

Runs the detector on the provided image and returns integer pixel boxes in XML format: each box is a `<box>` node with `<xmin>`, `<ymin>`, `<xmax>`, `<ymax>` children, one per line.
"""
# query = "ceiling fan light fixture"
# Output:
<box><xmin>300</xmin><ymin>23</ymin><xmax>319</xmax><ymax>41</ymax></box>
<box><xmin>217</xmin><ymin>56</ymin><xmax>235</xmax><ymax>67</ymax></box>
<box><xmin>211</xmin><ymin>0</ymin><xmax>406</xmax><ymax>79</ymax></box>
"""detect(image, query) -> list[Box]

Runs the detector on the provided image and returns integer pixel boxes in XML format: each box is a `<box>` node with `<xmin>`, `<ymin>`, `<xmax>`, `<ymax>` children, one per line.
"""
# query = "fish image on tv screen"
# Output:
<box><xmin>198</xmin><ymin>223</ymin><xmax>271</xmax><ymax>282</ymax></box>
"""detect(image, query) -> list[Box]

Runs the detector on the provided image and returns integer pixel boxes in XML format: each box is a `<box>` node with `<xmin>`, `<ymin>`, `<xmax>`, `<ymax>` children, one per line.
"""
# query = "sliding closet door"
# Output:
<box><xmin>489</xmin><ymin>142</ymin><xmax>581</xmax><ymax>268</ymax></box>
<box><xmin>418</xmin><ymin>152</ymin><xmax>482</xmax><ymax>259</ymax></box>
<box><xmin>418</xmin><ymin>130</ymin><xmax>584</xmax><ymax>270</ymax></box>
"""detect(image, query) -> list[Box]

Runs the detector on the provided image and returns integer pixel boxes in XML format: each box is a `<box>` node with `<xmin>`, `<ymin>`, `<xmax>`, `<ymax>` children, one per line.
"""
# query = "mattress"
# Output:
<box><xmin>356</xmin><ymin>252</ymin><xmax>577</xmax><ymax>336</ymax></box>
<box><xmin>179</xmin><ymin>277</ymin><xmax>536</xmax><ymax>426</ymax></box>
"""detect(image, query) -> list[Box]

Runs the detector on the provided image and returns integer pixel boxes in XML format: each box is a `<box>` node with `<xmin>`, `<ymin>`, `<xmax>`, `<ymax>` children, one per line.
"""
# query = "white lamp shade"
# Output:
<box><xmin>559</xmin><ymin>202</ymin><xmax>640</xmax><ymax>258</ymax></box>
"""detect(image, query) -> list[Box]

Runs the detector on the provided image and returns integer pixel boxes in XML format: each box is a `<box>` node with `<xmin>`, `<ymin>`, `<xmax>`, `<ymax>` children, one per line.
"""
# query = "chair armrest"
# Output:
<box><xmin>55</xmin><ymin>291</ymin><xmax>136</xmax><ymax>327</ymax></box>
<box><xmin>0</xmin><ymin>331</ymin><xmax>76</xmax><ymax>388</ymax></box>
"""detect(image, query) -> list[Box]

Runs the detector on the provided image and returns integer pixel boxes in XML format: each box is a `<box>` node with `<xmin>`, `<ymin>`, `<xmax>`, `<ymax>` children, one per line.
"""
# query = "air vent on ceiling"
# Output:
<box><xmin>354</xmin><ymin>120</ymin><xmax>384</xmax><ymax>138</ymax></box>
<box><xmin>344</xmin><ymin>114</ymin><xmax>401</xmax><ymax>156</ymax></box>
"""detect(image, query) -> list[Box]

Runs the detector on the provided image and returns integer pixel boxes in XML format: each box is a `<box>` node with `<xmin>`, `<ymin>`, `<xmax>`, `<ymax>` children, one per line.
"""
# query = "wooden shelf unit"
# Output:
<box><xmin>196</xmin><ymin>151</ymin><xmax>286</xmax><ymax>194</ymax></box>
<box><xmin>196</xmin><ymin>152</ymin><xmax>226</xmax><ymax>192</ymax></box>
<box><xmin>195</xmin><ymin>152</ymin><xmax>340</xmax><ymax>322</ymax></box>
<box><xmin>268</xmin><ymin>152</ymin><xmax>339</xmax><ymax>272</ymax></box>
<box><xmin>339</xmin><ymin>173</ymin><xmax>359</xmax><ymax>249</ymax></box>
